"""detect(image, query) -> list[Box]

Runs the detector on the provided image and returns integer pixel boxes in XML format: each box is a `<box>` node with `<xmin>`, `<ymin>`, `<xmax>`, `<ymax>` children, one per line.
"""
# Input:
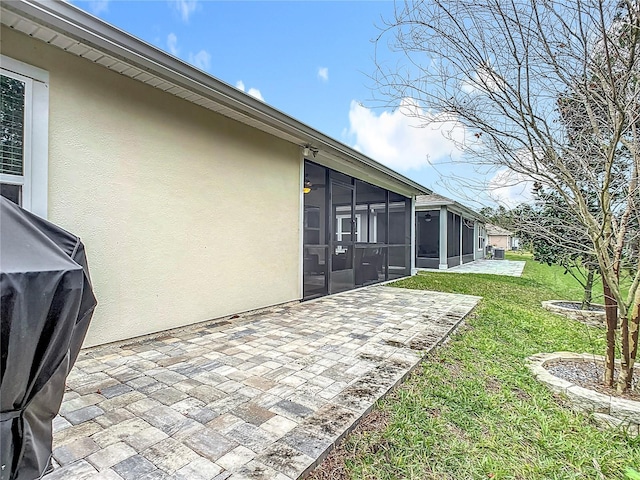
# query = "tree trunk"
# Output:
<box><xmin>617</xmin><ymin>289</ymin><xmax>640</xmax><ymax>392</ymax></box>
<box><xmin>619</xmin><ymin>314</ymin><xmax>630</xmax><ymax>393</ymax></box>
<box><xmin>602</xmin><ymin>278</ymin><xmax>618</xmax><ymax>387</ymax></box>
<box><xmin>581</xmin><ymin>269</ymin><xmax>595</xmax><ymax>310</ymax></box>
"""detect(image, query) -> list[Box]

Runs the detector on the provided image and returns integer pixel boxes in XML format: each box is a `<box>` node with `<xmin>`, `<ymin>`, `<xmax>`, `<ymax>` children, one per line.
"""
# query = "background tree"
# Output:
<box><xmin>515</xmin><ymin>184</ymin><xmax>600</xmax><ymax>310</ymax></box>
<box><xmin>479</xmin><ymin>205</ymin><xmax>516</xmax><ymax>230</ymax></box>
<box><xmin>374</xmin><ymin>0</ymin><xmax>639</xmax><ymax>391</ymax></box>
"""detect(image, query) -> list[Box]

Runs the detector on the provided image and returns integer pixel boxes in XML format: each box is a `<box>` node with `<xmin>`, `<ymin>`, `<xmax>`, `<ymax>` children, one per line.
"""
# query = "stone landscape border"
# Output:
<box><xmin>541</xmin><ymin>301</ymin><xmax>606</xmax><ymax>328</ymax></box>
<box><xmin>527</xmin><ymin>352</ymin><xmax>639</xmax><ymax>436</ymax></box>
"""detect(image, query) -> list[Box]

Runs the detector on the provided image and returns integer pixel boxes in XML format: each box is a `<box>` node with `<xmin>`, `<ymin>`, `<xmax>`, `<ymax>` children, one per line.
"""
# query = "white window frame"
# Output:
<box><xmin>368</xmin><ymin>211</ymin><xmax>377</xmax><ymax>243</ymax></box>
<box><xmin>1</xmin><ymin>55</ymin><xmax>49</xmax><ymax>218</ymax></box>
<box><xmin>336</xmin><ymin>213</ymin><xmax>362</xmax><ymax>243</ymax></box>
<box><xmin>478</xmin><ymin>226</ymin><xmax>486</xmax><ymax>250</ymax></box>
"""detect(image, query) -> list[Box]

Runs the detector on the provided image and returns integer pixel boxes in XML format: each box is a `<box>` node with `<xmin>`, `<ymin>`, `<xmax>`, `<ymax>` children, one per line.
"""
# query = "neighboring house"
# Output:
<box><xmin>0</xmin><ymin>0</ymin><xmax>431</xmax><ymax>347</ymax></box>
<box><xmin>415</xmin><ymin>194</ymin><xmax>487</xmax><ymax>269</ymax></box>
<box><xmin>486</xmin><ymin>224</ymin><xmax>516</xmax><ymax>250</ymax></box>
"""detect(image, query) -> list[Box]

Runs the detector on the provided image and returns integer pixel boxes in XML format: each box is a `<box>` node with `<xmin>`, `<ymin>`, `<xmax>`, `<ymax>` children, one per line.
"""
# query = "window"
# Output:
<box><xmin>1</xmin><ymin>56</ymin><xmax>48</xmax><ymax>218</ymax></box>
<box><xmin>478</xmin><ymin>226</ymin><xmax>486</xmax><ymax>250</ymax></box>
<box><xmin>336</xmin><ymin>213</ymin><xmax>362</xmax><ymax>243</ymax></box>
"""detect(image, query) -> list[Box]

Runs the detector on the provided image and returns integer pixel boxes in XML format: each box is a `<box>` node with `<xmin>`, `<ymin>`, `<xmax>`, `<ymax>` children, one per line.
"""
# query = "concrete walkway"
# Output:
<box><xmin>421</xmin><ymin>259</ymin><xmax>526</xmax><ymax>277</ymax></box>
<box><xmin>44</xmin><ymin>285</ymin><xmax>479</xmax><ymax>480</ymax></box>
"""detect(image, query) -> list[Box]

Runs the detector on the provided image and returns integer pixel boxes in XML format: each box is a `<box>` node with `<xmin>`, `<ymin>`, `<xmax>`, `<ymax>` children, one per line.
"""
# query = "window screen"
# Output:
<box><xmin>447</xmin><ymin>212</ymin><xmax>461</xmax><ymax>257</ymax></box>
<box><xmin>462</xmin><ymin>218</ymin><xmax>474</xmax><ymax>255</ymax></box>
<box><xmin>417</xmin><ymin>210</ymin><xmax>439</xmax><ymax>258</ymax></box>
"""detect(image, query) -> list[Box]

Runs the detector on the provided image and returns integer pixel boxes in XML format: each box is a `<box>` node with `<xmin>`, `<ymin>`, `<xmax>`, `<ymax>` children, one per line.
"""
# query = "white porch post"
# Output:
<box><xmin>410</xmin><ymin>197</ymin><xmax>417</xmax><ymax>275</ymax></box>
<box><xmin>459</xmin><ymin>215</ymin><xmax>463</xmax><ymax>266</ymax></box>
<box><xmin>439</xmin><ymin>206</ymin><xmax>448</xmax><ymax>269</ymax></box>
<box><xmin>473</xmin><ymin>221</ymin><xmax>478</xmax><ymax>260</ymax></box>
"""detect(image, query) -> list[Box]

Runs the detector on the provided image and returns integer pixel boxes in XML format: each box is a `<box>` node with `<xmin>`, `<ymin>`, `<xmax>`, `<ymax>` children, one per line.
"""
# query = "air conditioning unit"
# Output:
<box><xmin>494</xmin><ymin>248</ymin><xmax>505</xmax><ymax>260</ymax></box>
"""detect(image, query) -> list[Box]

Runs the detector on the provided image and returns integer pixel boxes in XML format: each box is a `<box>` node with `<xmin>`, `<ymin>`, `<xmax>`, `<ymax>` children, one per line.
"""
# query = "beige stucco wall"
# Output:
<box><xmin>2</xmin><ymin>27</ymin><xmax>302</xmax><ymax>347</ymax></box>
<box><xmin>489</xmin><ymin>235</ymin><xmax>511</xmax><ymax>250</ymax></box>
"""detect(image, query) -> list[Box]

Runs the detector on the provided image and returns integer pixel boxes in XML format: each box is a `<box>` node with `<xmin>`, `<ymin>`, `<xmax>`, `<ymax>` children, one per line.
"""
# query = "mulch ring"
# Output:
<box><xmin>546</xmin><ymin>359</ymin><xmax>640</xmax><ymax>402</ymax></box>
<box><xmin>553</xmin><ymin>302</ymin><xmax>605</xmax><ymax>312</ymax></box>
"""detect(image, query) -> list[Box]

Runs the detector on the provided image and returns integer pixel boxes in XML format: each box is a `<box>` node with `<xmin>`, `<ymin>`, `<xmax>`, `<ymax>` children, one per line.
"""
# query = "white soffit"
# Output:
<box><xmin>4</xmin><ymin>8</ymin><xmax>304</xmax><ymax>149</ymax></box>
<box><xmin>0</xmin><ymin>0</ymin><xmax>430</xmax><ymax>197</ymax></box>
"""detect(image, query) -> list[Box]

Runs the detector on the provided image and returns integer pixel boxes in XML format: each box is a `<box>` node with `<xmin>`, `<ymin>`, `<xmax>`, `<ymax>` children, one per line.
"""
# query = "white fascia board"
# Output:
<box><xmin>416</xmin><ymin>197</ymin><xmax>486</xmax><ymax>223</ymax></box>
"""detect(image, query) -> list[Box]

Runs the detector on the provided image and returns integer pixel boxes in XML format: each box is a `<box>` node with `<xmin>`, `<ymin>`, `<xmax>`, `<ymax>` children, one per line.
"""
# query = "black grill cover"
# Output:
<box><xmin>0</xmin><ymin>197</ymin><xmax>97</xmax><ymax>480</ymax></box>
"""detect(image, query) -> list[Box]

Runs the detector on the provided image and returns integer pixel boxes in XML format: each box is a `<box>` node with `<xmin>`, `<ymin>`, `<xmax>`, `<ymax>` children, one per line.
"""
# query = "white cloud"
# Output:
<box><xmin>346</xmin><ymin>98</ymin><xmax>466</xmax><ymax>171</ymax></box>
<box><xmin>165</xmin><ymin>34</ymin><xmax>210</xmax><ymax>72</ymax></box>
<box><xmin>189</xmin><ymin>50</ymin><xmax>211</xmax><ymax>71</ymax></box>
<box><xmin>247</xmin><ymin>88</ymin><xmax>264</xmax><ymax>101</ymax></box>
<box><xmin>171</xmin><ymin>0</ymin><xmax>198</xmax><ymax>22</ymax></box>
<box><xmin>88</xmin><ymin>0</ymin><xmax>109</xmax><ymax>14</ymax></box>
<box><xmin>460</xmin><ymin>63</ymin><xmax>504</xmax><ymax>94</ymax></box>
<box><xmin>487</xmin><ymin>168</ymin><xmax>534</xmax><ymax>207</ymax></box>
<box><xmin>167</xmin><ymin>33</ymin><xmax>179</xmax><ymax>56</ymax></box>
<box><xmin>460</xmin><ymin>79</ymin><xmax>478</xmax><ymax>94</ymax></box>
<box><xmin>317</xmin><ymin>67</ymin><xmax>329</xmax><ymax>82</ymax></box>
<box><xmin>235</xmin><ymin>81</ymin><xmax>264</xmax><ymax>101</ymax></box>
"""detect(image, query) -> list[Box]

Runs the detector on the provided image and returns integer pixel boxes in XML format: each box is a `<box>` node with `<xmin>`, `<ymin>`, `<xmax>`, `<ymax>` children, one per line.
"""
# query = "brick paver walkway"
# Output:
<box><xmin>421</xmin><ymin>259</ymin><xmax>526</xmax><ymax>277</ymax></box>
<box><xmin>44</xmin><ymin>285</ymin><xmax>480</xmax><ymax>480</ymax></box>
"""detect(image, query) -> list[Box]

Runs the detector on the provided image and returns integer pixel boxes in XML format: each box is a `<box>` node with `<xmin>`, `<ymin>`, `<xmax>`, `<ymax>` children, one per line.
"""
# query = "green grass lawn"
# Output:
<box><xmin>336</xmin><ymin>253</ymin><xmax>640</xmax><ymax>479</ymax></box>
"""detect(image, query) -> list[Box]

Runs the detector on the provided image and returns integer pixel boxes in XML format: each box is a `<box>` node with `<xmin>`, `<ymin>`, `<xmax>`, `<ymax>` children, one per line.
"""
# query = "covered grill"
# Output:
<box><xmin>0</xmin><ymin>198</ymin><xmax>97</xmax><ymax>480</ymax></box>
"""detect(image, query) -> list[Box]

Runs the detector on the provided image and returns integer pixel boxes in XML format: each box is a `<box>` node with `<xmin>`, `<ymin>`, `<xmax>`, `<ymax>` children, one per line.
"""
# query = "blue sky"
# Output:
<box><xmin>73</xmin><ymin>0</ymin><xmax>526</xmax><ymax>207</ymax></box>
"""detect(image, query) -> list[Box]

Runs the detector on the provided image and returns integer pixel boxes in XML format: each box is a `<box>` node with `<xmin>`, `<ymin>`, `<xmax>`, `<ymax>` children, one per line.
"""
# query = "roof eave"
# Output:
<box><xmin>1</xmin><ymin>0</ymin><xmax>431</xmax><ymax>197</ymax></box>
<box><xmin>415</xmin><ymin>195</ymin><xmax>487</xmax><ymax>222</ymax></box>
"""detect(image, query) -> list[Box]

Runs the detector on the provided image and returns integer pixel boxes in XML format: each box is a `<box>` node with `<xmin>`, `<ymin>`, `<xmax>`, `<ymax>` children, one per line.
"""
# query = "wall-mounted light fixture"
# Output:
<box><xmin>424</xmin><ymin>212</ymin><xmax>432</xmax><ymax>222</ymax></box>
<box><xmin>302</xmin><ymin>144</ymin><xmax>319</xmax><ymax>158</ymax></box>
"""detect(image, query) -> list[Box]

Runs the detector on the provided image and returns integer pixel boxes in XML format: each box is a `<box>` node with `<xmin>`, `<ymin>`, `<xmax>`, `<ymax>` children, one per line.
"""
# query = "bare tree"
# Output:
<box><xmin>374</xmin><ymin>0</ymin><xmax>639</xmax><ymax>392</ymax></box>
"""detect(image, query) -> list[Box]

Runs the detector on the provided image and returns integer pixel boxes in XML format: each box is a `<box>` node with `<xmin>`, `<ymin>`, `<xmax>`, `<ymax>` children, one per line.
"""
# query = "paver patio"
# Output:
<box><xmin>44</xmin><ymin>285</ymin><xmax>480</xmax><ymax>480</ymax></box>
<box><xmin>420</xmin><ymin>259</ymin><xmax>526</xmax><ymax>277</ymax></box>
